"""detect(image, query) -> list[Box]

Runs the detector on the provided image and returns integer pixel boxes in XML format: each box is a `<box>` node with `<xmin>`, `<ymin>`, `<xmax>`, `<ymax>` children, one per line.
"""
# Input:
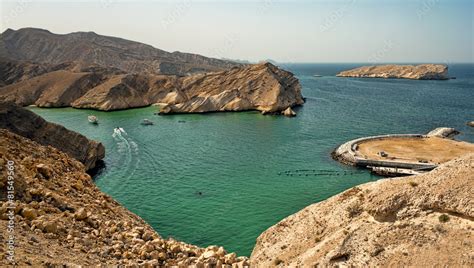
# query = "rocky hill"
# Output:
<box><xmin>0</xmin><ymin>61</ymin><xmax>304</xmax><ymax>114</ymax></box>
<box><xmin>250</xmin><ymin>154</ymin><xmax>474</xmax><ymax>266</ymax></box>
<box><xmin>157</xmin><ymin>62</ymin><xmax>304</xmax><ymax>114</ymax></box>
<box><xmin>0</xmin><ymin>102</ymin><xmax>104</xmax><ymax>171</ymax></box>
<box><xmin>0</xmin><ymin>28</ymin><xmax>240</xmax><ymax>76</ymax></box>
<box><xmin>0</xmin><ymin>28</ymin><xmax>304</xmax><ymax>115</ymax></box>
<box><xmin>0</xmin><ymin>129</ymin><xmax>248</xmax><ymax>266</ymax></box>
<box><xmin>336</xmin><ymin>64</ymin><xmax>449</xmax><ymax>80</ymax></box>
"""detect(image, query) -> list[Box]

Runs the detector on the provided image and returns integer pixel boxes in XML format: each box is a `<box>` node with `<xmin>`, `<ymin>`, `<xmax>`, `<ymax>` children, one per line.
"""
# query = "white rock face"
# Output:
<box><xmin>426</xmin><ymin>127</ymin><xmax>460</xmax><ymax>139</ymax></box>
<box><xmin>336</xmin><ymin>64</ymin><xmax>449</xmax><ymax>80</ymax></box>
<box><xmin>158</xmin><ymin>62</ymin><xmax>304</xmax><ymax>115</ymax></box>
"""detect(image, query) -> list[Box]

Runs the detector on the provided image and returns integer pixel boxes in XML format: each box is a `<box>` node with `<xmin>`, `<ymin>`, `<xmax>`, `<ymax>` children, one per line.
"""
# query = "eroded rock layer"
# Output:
<box><xmin>0</xmin><ymin>62</ymin><xmax>304</xmax><ymax>114</ymax></box>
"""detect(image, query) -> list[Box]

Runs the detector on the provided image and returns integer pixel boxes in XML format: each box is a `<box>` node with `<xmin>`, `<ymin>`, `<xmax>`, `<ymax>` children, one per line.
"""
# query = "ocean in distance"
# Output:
<box><xmin>30</xmin><ymin>63</ymin><xmax>474</xmax><ymax>256</ymax></box>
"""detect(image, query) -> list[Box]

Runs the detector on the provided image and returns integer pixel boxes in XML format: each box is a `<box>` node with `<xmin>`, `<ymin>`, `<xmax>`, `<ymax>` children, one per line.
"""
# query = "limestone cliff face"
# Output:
<box><xmin>250</xmin><ymin>154</ymin><xmax>474</xmax><ymax>267</ymax></box>
<box><xmin>0</xmin><ymin>62</ymin><xmax>304</xmax><ymax>114</ymax></box>
<box><xmin>0</xmin><ymin>129</ymin><xmax>248</xmax><ymax>266</ymax></box>
<box><xmin>336</xmin><ymin>64</ymin><xmax>449</xmax><ymax>80</ymax></box>
<box><xmin>158</xmin><ymin>62</ymin><xmax>304</xmax><ymax>114</ymax></box>
<box><xmin>0</xmin><ymin>102</ymin><xmax>104</xmax><ymax>170</ymax></box>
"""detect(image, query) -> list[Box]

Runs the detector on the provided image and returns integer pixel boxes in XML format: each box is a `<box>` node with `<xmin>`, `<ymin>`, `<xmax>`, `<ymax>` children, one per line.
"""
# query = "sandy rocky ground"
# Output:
<box><xmin>0</xmin><ymin>129</ymin><xmax>249</xmax><ymax>267</ymax></box>
<box><xmin>250</xmin><ymin>153</ymin><xmax>474</xmax><ymax>267</ymax></box>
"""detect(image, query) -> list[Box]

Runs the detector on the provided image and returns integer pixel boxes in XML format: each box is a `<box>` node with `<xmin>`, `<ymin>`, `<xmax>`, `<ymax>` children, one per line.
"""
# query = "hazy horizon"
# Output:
<box><xmin>1</xmin><ymin>0</ymin><xmax>473</xmax><ymax>63</ymax></box>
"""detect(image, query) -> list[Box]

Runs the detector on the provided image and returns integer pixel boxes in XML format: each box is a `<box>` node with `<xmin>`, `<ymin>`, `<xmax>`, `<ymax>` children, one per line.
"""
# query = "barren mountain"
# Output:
<box><xmin>336</xmin><ymin>64</ymin><xmax>449</xmax><ymax>80</ymax></box>
<box><xmin>0</xmin><ymin>28</ymin><xmax>240</xmax><ymax>76</ymax></box>
<box><xmin>250</xmin><ymin>154</ymin><xmax>474</xmax><ymax>267</ymax></box>
<box><xmin>0</xmin><ymin>62</ymin><xmax>304</xmax><ymax>114</ymax></box>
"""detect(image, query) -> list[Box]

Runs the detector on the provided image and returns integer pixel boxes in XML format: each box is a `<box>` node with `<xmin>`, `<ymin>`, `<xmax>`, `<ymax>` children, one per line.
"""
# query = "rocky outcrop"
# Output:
<box><xmin>281</xmin><ymin>107</ymin><xmax>296</xmax><ymax>117</ymax></box>
<box><xmin>0</xmin><ymin>28</ymin><xmax>240</xmax><ymax>76</ymax></box>
<box><xmin>250</xmin><ymin>154</ymin><xmax>474</xmax><ymax>267</ymax></box>
<box><xmin>467</xmin><ymin>121</ymin><xmax>474</xmax><ymax>127</ymax></box>
<box><xmin>0</xmin><ymin>62</ymin><xmax>304</xmax><ymax>114</ymax></box>
<box><xmin>158</xmin><ymin>63</ymin><xmax>304</xmax><ymax>114</ymax></box>
<box><xmin>336</xmin><ymin>64</ymin><xmax>449</xmax><ymax>80</ymax></box>
<box><xmin>0</xmin><ymin>102</ymin><xmax>104</xmax><ymax>170</ymax></box>
<box><xmin>426</xmin><ymin>127</ymin><xmax>460</xmax><ymax>139</ymax></box>
<box><xmin>0</xmin><ymin>129</ymin><xmax>248</xmax><ymax>266</ymax></box>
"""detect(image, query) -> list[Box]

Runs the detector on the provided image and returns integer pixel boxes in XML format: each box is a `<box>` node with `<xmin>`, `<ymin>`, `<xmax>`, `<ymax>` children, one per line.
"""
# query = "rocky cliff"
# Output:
<box><xmin>0</xmin><ymin>28</ymin><xmax>240</xmax><ymax>76</ymax></box>
<box><xmin>250</xmin><ymin>154</ymin><xmax>474</xmax><ymax>267</ymax></box>
<box><xmin>0</xmin><ymin>129</ymin><xmax>248</xmax><ymax>266</ymax></box>
<box><xmin>0</xmin><ymin>102</ymin><xmax>104</xmax><ymax>170</ymax></box>
<box><xmin>158</xmin><ymin>62</ymin><xmax>304</xmax><ymax>114</ymax></box>
<box><xmin>0</xmin><ymin>62</ymin><xmax>304</xmax><ymax>114</ymax></box>
<box><xmin>336</xmin><ymin>64</ymin><xmax>449</xmax><ymax>80</ymax></box>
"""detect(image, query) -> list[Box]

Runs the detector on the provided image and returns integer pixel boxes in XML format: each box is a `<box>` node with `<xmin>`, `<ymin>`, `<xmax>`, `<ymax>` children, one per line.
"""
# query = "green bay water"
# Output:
<box><xmin>30</xmin><ymin>63</ymin><xmax>474</xmax><ymax>256</ymax></box>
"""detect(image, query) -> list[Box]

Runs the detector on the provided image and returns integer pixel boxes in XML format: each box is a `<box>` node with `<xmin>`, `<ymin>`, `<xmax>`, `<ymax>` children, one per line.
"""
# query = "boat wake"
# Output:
<box><xmin>110</xmin><ymin>128</ymin><xmax>140</xmax><ymax>183</ymax></box>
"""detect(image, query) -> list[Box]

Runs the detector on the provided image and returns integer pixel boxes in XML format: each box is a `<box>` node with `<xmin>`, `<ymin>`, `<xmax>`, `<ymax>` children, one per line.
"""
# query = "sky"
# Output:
<box><xmin>0</xmin><ymin>0</ymin><xmax>473</xmax><ymax>63</ymax></box>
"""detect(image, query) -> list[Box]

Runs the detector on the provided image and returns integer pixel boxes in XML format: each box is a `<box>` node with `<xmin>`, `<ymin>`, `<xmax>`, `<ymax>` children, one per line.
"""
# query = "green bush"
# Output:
<box><xmin>438</xmin><ymin>214</ymin><xmax>450</xmax><ymax>223</ymax></box>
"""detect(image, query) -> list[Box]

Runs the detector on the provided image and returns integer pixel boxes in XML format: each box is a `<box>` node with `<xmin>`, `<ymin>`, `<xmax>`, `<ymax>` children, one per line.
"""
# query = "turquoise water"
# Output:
<box><xmin>30</xmin><ymin>63</ymin><xmax>474</xmax><ymax>256</ymax></box>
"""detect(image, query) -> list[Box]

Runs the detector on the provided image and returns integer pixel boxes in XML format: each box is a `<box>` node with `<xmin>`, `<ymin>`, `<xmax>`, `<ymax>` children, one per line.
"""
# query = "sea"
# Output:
<box><xmin>30</xmin><ymin>63</ymin><xmax>474</xmax><ymax>256</ymax></box>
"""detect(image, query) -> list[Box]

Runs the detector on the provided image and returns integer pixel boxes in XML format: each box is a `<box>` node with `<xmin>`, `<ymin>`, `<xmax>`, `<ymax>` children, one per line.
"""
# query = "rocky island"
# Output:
<box><xmin>336</xmin><ymin>64</ymin><xmax>449</xmax><ymax>80</ymax></box>
<box><xmin>0</xmin><ymin>28</ymin><xmax>303</xmax><ymax>116</ymax></box>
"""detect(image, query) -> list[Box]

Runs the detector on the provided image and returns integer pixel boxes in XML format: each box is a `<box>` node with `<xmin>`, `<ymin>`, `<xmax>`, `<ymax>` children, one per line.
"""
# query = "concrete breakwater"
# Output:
<box><xmin>332</xmin><ymin>134</ymin><xmax>436</xmax><ymax>171</ymax></box>
<box><xmin>331</xmin><ymin>128</ymin><xmax>473</xmax><ymax>176</ymax></box>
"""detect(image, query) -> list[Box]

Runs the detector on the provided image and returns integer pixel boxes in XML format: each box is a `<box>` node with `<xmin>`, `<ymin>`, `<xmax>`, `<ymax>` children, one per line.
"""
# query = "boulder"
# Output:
<box><xmin>282</xmin><ymin>107</ymin><xmax>296</xmax><ymax>117</ymax></box>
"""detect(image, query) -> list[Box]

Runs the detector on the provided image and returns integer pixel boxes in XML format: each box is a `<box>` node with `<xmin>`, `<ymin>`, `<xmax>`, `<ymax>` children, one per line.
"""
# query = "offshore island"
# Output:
<box><xmin>336</xmin><ymin>64</ymin><xmax>450</xmax><ymax>80</ymax></box>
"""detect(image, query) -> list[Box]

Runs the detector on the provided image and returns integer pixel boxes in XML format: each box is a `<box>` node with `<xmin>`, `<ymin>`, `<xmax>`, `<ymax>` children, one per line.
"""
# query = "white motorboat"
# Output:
<box><xmin>88</xmin><ymin>115</ymin><xmax>99</xmax><ymax>124</ymax></box>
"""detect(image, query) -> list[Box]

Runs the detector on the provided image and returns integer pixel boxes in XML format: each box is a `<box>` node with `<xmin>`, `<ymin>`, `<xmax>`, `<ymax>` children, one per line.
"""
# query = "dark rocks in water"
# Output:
<box><xmin>0</xmin><ymin>101</ymin><xmax>105</xmax><ymax>171</ymax></box>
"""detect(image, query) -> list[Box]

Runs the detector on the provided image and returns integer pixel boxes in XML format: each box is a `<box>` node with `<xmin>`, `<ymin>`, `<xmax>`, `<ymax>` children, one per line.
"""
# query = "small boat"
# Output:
<box><xmin>141</xmin><ymin>119</ymin><xmax>154</xmax><ymax>125</ymax></box>
<box><xmin>88</xmin><ymin>115</ymin><xmax>99</xmax><ymax>124</ymax></box>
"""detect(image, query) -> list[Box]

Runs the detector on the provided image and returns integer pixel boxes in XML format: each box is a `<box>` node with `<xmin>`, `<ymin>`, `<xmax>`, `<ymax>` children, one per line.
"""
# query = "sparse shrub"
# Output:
<box><xmin>408</xmin><ymin>181</ymin><xmax>418</xmax><ymax>187</ymax></box>
<box><xmin>346</xmin><ymin>203</ymin><xmax>363</xmax><ymax>218</ymax></box>
<box><xmin>438</xmin><ymin>214</ymin><xmax>450</xmax><ymax>223</ymax></box>
<box><xmin>274</xmin><ymin>258</ymin><xmax>283</xmax><ymax>265</ymax></box>
<box><xmin>434</xmin><ymin>224</ymin><xmax>446</xmax><ymax>233</ymax></box>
